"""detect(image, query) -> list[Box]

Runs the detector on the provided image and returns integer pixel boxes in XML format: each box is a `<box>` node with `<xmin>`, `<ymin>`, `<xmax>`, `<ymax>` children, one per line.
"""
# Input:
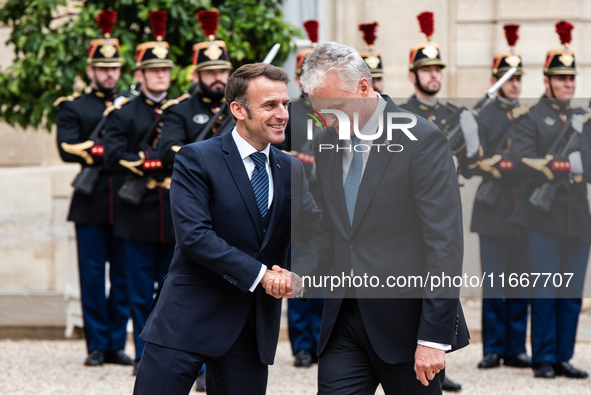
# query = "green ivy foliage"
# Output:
<box><xmin>0</xmin><ymin>0</ymin><xmax>301</xmax><ymax>131</ymax></box>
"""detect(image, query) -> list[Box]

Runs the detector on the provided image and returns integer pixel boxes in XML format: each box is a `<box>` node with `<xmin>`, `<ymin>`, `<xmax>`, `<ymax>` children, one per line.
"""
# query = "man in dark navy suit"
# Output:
<box><xmin>133</xmin><ymin>63</ymin><xmax>320</xmax><ymax>395</ymax></box>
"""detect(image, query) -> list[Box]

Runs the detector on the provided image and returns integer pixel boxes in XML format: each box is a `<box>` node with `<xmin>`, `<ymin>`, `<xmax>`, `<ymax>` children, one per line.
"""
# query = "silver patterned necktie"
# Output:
<box><xmin>344</xmin><ymin>136</ymin><xmax>362</xmax><ymax>225</ymax></box>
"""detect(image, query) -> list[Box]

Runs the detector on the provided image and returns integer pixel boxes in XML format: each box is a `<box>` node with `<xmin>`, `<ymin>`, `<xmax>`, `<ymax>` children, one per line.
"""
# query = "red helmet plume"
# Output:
<box><xmin>556</xmin><ymin>20</ymin><xmax>574</xmax><ymax>46</ymax></box>
<box><xmin>197</xmin><ymin>10</ymin><xmax>220</xmax><ymax>39</ymax></box>
<box><xmin>358</xmin><ymin>22</ymin><xmax>378</xmax><ymax>47</ymax></box>
<box><xmin>96</xmin><ymin>10</ymin><xmax>117</xmax><ymax>38</ymax></box>
<box><xmin>504</xmin><ymin>24</ymin><xmax>519</xmax><ymax>47</ymax></box>
<box><xmin>149</xmin><ymin>10</ymin><xmax>167</xmax><ymax>41</ymax></box>
<box><xmin>417</xmin><ymin>11</ymin><xmax>434</xmax><ymax>40</ymax></box>
<box><xmin>303</xmin><ymin>20</ymin><xmax>319</xmax><ymax>44</ymax></box>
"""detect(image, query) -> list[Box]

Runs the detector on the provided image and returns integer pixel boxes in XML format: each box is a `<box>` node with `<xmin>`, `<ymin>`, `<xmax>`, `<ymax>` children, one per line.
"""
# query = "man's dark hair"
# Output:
<box><xmin>226</xmin><ymin>63</ymin><xmax>289</xmax><ymax>120</ymax></box>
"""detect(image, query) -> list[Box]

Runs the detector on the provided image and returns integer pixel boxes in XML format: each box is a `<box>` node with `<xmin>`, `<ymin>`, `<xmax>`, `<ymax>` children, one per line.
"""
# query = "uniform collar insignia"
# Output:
<box><xmin>549</xmin><ymin>101</ymin><xmax>570</xmax><ymax>112</ymax></box>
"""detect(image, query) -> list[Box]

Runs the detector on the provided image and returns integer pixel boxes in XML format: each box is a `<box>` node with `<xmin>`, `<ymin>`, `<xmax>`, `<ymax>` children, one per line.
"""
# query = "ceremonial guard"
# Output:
<box><xmin>400</xmin><ymin>12</ymin><xmax>477</xmax><ymax>392</ymax></box>
<box><xmin>158</xmin><ymin>10</ymin><xmax>234</xmax><ymax>170</ymax></box>
<box><xmin>358</xmin><ymin>22</ymin><xmax>385</xmax><ymax>93</ymax></box>
<box><xmin>400</xmin><ymin>11</ymin><xmax>480</xmax><ymax>174</ymax></box>
<box><xmin>102</xmin><ymin>10</ymin><xmax>175</xmax><ymax>374</ymax></box>
<box><xmin>581</xmin><ymin>103</ymin><xmax>591</xmax><ymax>180</ymax></box>
<box><xmin>55</xmin><ymin>10</ymin><xmax>133</xmax><ymax>367</ymax></box>
<box><xmin>286</xmin><ymin>20</ymin><xmax>324</xmax><ymax>369</ymax></box>
<box><xmin>509</xmin><ymin>21</ymin><xmax>589</xmax><ymax>379</ymax></box>
<box><xmin>468</xmin><ymin>25</ymin><xmax>531</xmax><ymax>370</ymax></box>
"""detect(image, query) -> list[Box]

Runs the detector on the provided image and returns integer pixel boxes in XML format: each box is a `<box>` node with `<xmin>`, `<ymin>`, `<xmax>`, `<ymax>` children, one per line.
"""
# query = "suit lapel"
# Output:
<box><xmin>350</xmin><ymin>99</ymin><xmax>402</xmax><ymax>233</ymax></box>
<box><xmin>221</xmin><ymin>133</ymin><xmax>264</xmax><ymax>241</ymax></box>
<box><xmin>261</xmin><ymin>148</ymin><xmax>284</xmax><ymax>250</ymax></box>
<box><xmin>350</xmin><ymin>140</ymin><xmax>395</xmax><ymax>231</ymax></box>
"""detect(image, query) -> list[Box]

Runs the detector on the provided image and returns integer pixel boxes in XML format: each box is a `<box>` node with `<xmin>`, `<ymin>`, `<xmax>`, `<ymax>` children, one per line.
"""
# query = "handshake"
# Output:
<box><xmin>260</xmin><ymin>265</ymin><xmax>303</xmax><ymax>299</ymax></box>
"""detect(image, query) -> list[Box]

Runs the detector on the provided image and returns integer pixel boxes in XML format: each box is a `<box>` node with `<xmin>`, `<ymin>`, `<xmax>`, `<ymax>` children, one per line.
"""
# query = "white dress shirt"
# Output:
<box><xmin>231</xmin><ymin>128</ymin><xmax>274</xmax><ymax>292</ymax></box>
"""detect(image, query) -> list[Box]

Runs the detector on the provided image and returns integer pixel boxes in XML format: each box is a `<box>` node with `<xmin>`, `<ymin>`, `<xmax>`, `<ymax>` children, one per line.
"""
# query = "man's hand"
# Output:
<box><xmin>414</xmin><ymin>344</ymin><xmax>445</xmax><ymax>387</ymax></box>
<box><xmin>262</xmin><ymin>265</ymin><xmax>303</xmax><ymax>299</ymax></box>
<box><xmin>261</xmin><ymin>265</ymin><xmax>291</xmax><ymax>298</ymax></box>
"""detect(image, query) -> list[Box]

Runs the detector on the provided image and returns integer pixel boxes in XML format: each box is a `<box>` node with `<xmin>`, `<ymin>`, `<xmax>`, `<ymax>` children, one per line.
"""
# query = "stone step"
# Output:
<box><xmin>0</xmin><ymin>292</ymin><xmax>68</xmax><ymax>339</ymax></box>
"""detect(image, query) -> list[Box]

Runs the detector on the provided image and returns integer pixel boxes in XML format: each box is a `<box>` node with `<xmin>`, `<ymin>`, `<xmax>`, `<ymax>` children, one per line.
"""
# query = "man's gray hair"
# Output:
<box><xmin>300</xmin><ymin>42</ymin><xmax>372</xmax><ymax>95</ymax></box>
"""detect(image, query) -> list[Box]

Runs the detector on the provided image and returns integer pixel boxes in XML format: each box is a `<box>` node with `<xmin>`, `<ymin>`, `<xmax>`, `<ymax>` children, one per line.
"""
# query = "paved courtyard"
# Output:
<box><xmin>1</xmin><ymin>338</ymin><xmax>591</xmax><ymax>394</ymax></box>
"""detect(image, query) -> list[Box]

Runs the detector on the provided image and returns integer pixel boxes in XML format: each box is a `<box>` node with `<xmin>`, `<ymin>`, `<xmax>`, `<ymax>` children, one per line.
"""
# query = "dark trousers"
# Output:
<box><xmin>75</xmin><ymin>224</ymin><xmax>129</xmax><ymax>353</ymax></box>
<box><xmin>318</xmin><ymin>299</ymin><xmax>443</xmax><ymax>395</ymax></box>
<box><xmin>124</xmin><ymin>240</ymin><xmax>174</xmax><ymax>361</ymax></box>
<box><xmin>529</xmin><ymin>232</ymin><xmax>589</xmax><ymax>364</ymax></box>
<box><xmin>288</xmin><ymin>298</ymin><xmax>323</xmax><ymax>355</ymax></box>
<box><xmin>479</xmin><ymin>235</ymin><xmax>530</xmax><ymax>357</ymax></box>
<box><xmin>289</xmin><ymin>243</ymin><xmax>324</xmax><ymax>355</ymax></box>
<box><xmin>133</xmin><ymin>320</ymin><xmax>268</xmax><ymax>395</ymax></box>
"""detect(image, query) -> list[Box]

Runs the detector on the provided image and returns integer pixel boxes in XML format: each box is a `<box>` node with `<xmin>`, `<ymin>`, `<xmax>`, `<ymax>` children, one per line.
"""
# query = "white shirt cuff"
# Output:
<box><xmin>249</xmin><ymin>264</ymin><xmax>267</xmax><ymax>292</ymax></box>
<box><xmin>417</xmin><ymin>340</ymin><xmax>452</xmax><ymax>351</ymax></box>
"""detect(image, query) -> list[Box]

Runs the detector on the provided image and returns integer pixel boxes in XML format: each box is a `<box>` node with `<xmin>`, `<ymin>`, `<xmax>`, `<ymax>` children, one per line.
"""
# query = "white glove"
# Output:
<box><xmin>569</xmin><ymin>151</ymin><xmax>583</xmax><ymax>174</ymax></box>
<box><xmin>452</xmin><ymin>155</ymin><xmax>458</xmax><ymax>171</ymax></box>
<box><xmin>571</xmin><ymin>114</ymin><xmax>584</xmax><ymax>134</ymax></box>
<box><xmin>114</xmin><ymin>95</ymin><xmax>127</xmax><ymax>106</ymax></box>
<box><xmin>460</xmin><ymin>110</ymin><xmax>480</xmax><ymax>158</ymax></box>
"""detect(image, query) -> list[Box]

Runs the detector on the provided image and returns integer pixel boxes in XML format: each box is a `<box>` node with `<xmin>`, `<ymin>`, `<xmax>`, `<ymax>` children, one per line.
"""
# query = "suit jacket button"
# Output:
<box><xmin>223</xmin><ymin>274</ymin><xmax>228</xmax><ymax>280</ymax></box>
<box><xmin>349</xmin><ymin>242</ymin><xmax>355</xmax><ymax>249</ymax></box>
<box><xmin>262</xmin><ymin>227</ymin><xmax>266</xmax><ymax>233</ymax></box>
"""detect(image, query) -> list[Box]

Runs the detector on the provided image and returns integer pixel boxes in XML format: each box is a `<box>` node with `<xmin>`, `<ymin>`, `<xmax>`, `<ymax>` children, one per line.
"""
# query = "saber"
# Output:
<box><xmin>486</xmin><ymin>67</ymin><xmax>517</xmax><ymax>98</ymax></box>
<box><xmin>263</xmin><ymin>43</ymin><xmax>281</xmax><ymax>64</ymax></box>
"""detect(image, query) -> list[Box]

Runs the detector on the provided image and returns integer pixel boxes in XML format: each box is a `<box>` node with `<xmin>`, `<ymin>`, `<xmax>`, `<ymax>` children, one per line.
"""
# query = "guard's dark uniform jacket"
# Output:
<box><xmin>288</xmin><ymin>96</ymin><xmax>318</xmax><ymax>194</ymax></box>
<box><xmin>469</xmin><ymin>98</ymin><xmax>525</xmax><ymax>236</ymax></box>
<box><xmin>509</xmin><ymin>96</ymin><xmax>591</xmax><ymax>239</ymax></box>
<box><xmin>580</xmin><ymin>108</ymin><xmax>591</xmax><ymax>182</ymax></box>
<box><xmin>158</xmin><ymin>94</ymin><xmax>234</xmax><ymax>168</ymax></box>
<box><xmin>103</xmin><ymin>92</ymin><xmax>174</xmax><ymax>244</ymax></box>
<box><xmin>401</xmin><ymin>95</ymin><xmax>478</xmax><ymax>174</ymax></box>
<box><xmin>56</xmin><ymin>90</ymin><xmax>116</xmax><ymax>225</ymax></box>
<box><xmin>399</xmin><ymin>94</ymin><xmax>456</xmax><ymax>129</ymax></box>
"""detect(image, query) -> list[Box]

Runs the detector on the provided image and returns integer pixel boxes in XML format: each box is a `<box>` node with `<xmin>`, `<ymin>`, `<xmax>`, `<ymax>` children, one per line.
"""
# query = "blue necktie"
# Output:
<box><xmin>250</xmin><ymin>152</ymin><xmax>269</xmax><ymax>218</ymax></box>
<box><xmin>344</xmin><ymin>136</ymin><xmax>362</xmax><ymax>225</ymax></box>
